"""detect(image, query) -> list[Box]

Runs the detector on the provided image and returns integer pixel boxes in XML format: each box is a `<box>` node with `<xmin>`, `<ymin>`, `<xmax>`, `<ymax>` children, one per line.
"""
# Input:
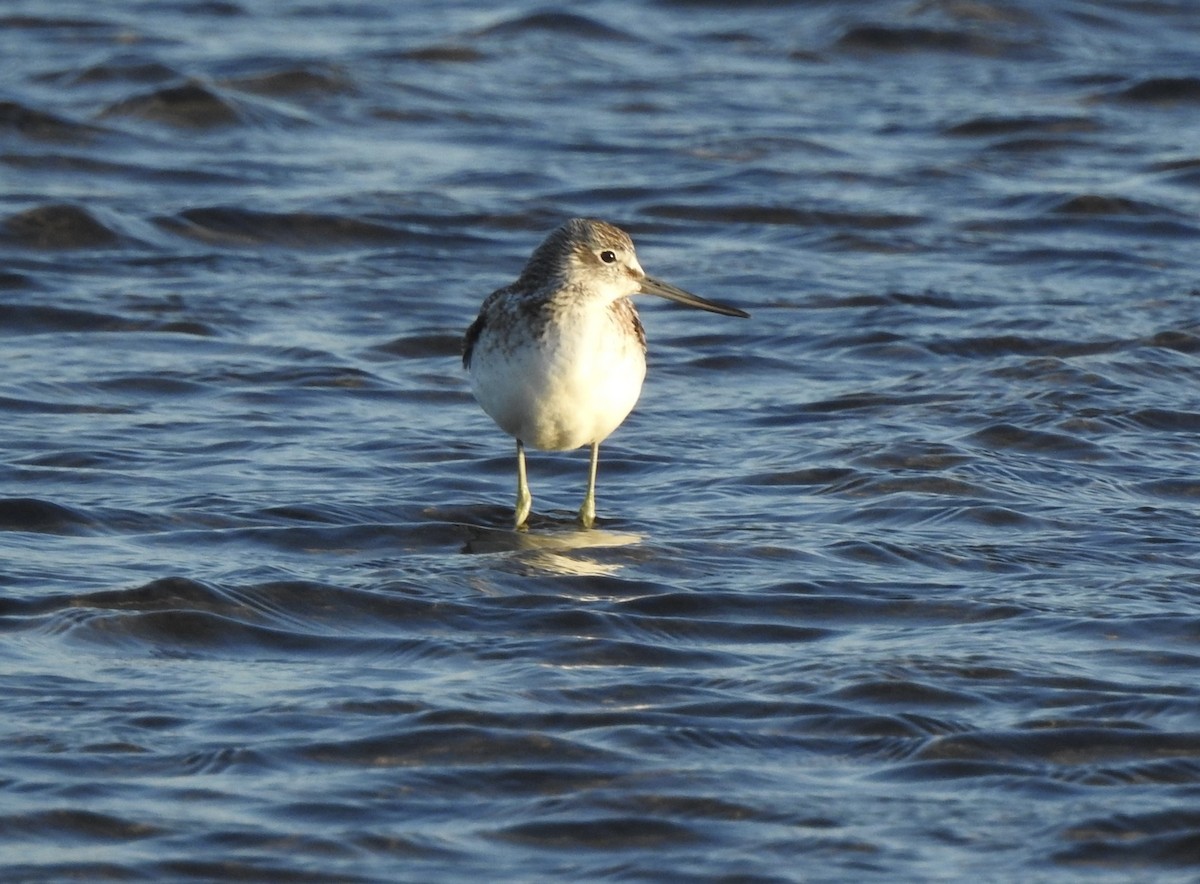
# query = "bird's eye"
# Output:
<box><xmin>599</xmin><ymin>250</ymin><xmax>617</xmax><ymax>264</ymax></box>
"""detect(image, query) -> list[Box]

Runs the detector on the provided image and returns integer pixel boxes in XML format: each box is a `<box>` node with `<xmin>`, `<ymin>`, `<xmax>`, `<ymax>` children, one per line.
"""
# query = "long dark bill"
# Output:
<box><xmin>640</xmin><ymin>276</ymin><xmax>749</xmax><ymax>318</ymax></box>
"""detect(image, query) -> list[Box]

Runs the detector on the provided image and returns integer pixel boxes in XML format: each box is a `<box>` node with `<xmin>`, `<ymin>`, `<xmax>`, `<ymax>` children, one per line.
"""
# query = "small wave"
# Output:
<box><xmin>44</xmin><ymin>576</ymin><xmax>466</xmax><ymax>661</ymax></box>
<box><xmin>297</xmin><ymin>725</ymin><xmax>620</xmax><ymax>768</ymax></box>
<box><xmin>643</xmin><ymin>202</ymin><xmax>924</xmax><ymax>229</ymax></box>
<box><xmin>0</xmin><ymin>99</ymin><xmax>107</xmax><ymax>143</ymax></box>
<box><xmin>0</xmin><ymin>497</ymin><xmax>94</xmax><ymax>535</ymax></box>
<box><xmin>474</xmin><ymin>12</ymin><xmax>637</xmax><ymax>42</ymax></box>
<box><xmin>155</xmin><ymin>206</ymin><xmax>410</xmax><ymax>247</ymax></box>
<box><xmin>2</xmin><ymin>204</ymin><xmax>119</xmax><ymax>249</ymax></box>
<box><xmin>374</xmin><ymin>333</ymin><xmax>463</xmax><ymax>360</ymax></box>
<box><xmin>490</xmin><ymin>816</ymin><xmax>700</xmax><ymax>849</ymax></box>
<box><xmin>968</xmin><ymin>423</ymin><xmax>1108</xmax><ymax>461</ymax></box>
<box><xmin>394</xmin><ymin>44</ymin><xmax>489</xmax><ymax>63</ymax></box>
<box><xmin>0</xmin><ymin>394</ymin><xmax>129</xmax><ymax>416</ymax></box>
<box><xmin>827</xmin><ymin>678</ymin><xmax>984</xmax><ymax>708</ymax></box>
<box><xmin>1057</xmin><ymin>807</ymin><xmax>1200</xmax><ymax>866</ymax></box>
<box><xmin>1112</xmin><ymin>76</ymin><xmax>1200</xmax><ymax>104</ymax></box>
<box><xmin>928</xmin><ymin>334</ymin><xmax>1120</xmax><ymax>359</ymax></box>
<box><xmin>1149</xmin><ymin>156</ymin><xmax>1200</xmax><ymax>187</ymax></box>
<box><xmin>32</xmin><ymin>576</ymin><xmax>489</xmax><ymax>657</ymax></box>
<box><xmin>943</xmin><ymin>115</ymin><xmax>1099</xmax><ymax>138</ymax></box>
<box><xmin>1052</xmin><ymin>194</ymin><xmax>1172</xmax><ymax>216</ymax></box>
<box><xmin>919</xmin><ymin>728</ymin><xmax>1200</xmax><ymax>767</ymax></box>
<box><xmin>16</xmin><ymin>447</ymin><xmax>155</xmax><ymax>471</ymax></box>
<box><xmin>0</xmin><ymin>301</ymin><xmax>132</xmax><ymax>333</ymax></box>
<box><xmin>0</xmin><ymin>301</ymin><xmax>216</xmax><ymax>337</ymax></box>
<box><xmin>100</xmin><ymin>81</ymin><xmax>245</xmax><ymax>128</ymax></box>
<box><xmin>1128</xmin><ymin>408</ymin><xmax>1200</xmax><ymax>432</ymax></box>
<box><xmin>835</xmin><ymin>24</ymin><xmax>1024</xmax><ymax>57</ymax></box>
<box><xmin>51</xmin><ymin>55</ymin><xmax>179</xmax><ymax>87</ymax></box>
<box><xmin>0</xmin><ymin>808</ymin><xmax>166</xmax><ymax>843</ymax></box>
<box><xmin>1</xmin><ymin>151</ymin><xmax>246</xmax><ymax>185</ymax></box>
<box><xmin>1134</xmin><ymin>479</ymin><xmax>1200</xmax><ymax>500</ymax></box>
<box><xmin>221</xmin><ymin>65</ymin><xmax>355</xmax><ymax>98</ymax></box>
<box><xmin>0</xmin><ymin>12</ymin><xmax>120</xmax><ymax>34</ymax></box>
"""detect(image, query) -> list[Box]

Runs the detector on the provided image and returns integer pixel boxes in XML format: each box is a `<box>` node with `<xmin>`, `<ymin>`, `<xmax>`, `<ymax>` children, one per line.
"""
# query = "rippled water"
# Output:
<box><xmin>4</xmin><ymin>0</ymin><xmax>1200</xmax><ymax>880</ymax></box>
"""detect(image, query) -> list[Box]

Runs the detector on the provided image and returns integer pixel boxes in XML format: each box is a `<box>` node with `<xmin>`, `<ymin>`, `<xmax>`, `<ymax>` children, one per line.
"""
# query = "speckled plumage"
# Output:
<box><xmin>464</xmin><ymin>220</ymin><xmax>646</xmax><ymax>375</ymax></box>
<box><xmin>463</xmin><ymin>218</ymin><xmax>748</xmax><ymax>529</ymax></box>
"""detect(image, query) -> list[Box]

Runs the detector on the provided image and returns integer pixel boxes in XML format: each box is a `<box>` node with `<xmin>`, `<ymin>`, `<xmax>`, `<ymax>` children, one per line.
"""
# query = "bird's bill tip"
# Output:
<box><xmin>639</xmin><ymin>276</ymin><xmax>749</xmax><ymax>318</ymax></box>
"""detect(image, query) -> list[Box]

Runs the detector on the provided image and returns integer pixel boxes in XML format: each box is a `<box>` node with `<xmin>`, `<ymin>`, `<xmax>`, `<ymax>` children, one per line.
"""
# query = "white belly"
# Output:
<box><xmin>470</xmin><ymin>303</ymin><xmax>646</xmax><ymax>451</ymax></box>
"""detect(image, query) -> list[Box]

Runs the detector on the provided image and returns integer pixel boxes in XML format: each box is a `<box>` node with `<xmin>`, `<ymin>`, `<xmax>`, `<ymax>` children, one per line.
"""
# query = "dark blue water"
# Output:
<box><xmin>4</xmin><ymin>1</ymin><xmax>1200</xmax><ymax>880</ymax></box>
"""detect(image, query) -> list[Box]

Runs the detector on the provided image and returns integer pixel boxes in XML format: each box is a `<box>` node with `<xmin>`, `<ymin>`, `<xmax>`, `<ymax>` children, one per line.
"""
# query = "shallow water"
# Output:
<box><xmin>4</xmin><ymin>0</ymin><xmax>1200</xmax><ymax>880</ymax></box>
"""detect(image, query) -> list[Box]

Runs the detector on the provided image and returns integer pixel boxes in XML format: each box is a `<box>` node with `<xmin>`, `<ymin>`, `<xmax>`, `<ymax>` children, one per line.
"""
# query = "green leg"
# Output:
<box><xmin>515</xmin><ymin>439</ymin><xmax>532</xmax><ymax>529</ymax></box>
<box><xmin>578</xmin><ymin>442</ymin><xmax>599</xmax><ymax>528</ymax></box>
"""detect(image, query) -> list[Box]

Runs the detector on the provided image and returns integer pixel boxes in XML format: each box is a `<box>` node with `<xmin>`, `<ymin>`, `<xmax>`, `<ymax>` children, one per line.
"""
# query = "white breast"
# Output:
<box><xmin>470</xmin><ymin>300</ymin><xmax>647</xmax><ymax>451</ymax></box>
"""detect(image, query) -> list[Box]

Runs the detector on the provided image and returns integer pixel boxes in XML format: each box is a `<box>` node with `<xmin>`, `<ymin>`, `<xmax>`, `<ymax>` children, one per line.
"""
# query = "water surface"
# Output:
<box><xmin>3</xmin><ymin>1</ymin><xmax>1200</xmax><ymax>880</ymax></box>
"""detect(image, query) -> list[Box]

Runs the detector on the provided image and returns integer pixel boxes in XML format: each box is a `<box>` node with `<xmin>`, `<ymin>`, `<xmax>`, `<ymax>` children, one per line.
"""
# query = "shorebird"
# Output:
<box><xmin>463</xmin><ymin>218</ymin><xmax>748</xmax><ymax>529</ymax></box>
